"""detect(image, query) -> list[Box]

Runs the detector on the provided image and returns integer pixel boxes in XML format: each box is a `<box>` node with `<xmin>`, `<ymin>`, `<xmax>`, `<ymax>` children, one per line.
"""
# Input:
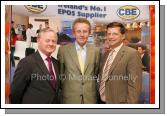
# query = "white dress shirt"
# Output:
<box><xmin>75</xmin><ymin>42</ymin><xmax>87</xmax><ymax>65</ymax></box>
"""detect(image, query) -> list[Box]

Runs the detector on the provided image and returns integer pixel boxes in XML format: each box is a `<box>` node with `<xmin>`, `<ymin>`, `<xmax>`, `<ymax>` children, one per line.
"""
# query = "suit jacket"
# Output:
<box><xmin>58</xmin><ymin>43</ymin><xmax>100</xmax><ymax>104</ymax></box>
<box><xmin>10</xmin><ymin>51</ymin><xmax>61</xmax><ymax>104</ymax></box>
<box><xmin>100</xmin><ymin>45</ymin><xmax>142</xmax><ymax>104</ymax></box>
<box><xmin>142</xmin><ymin>53</ymin><xmax>150</xmax><ymax>72</ymax></box>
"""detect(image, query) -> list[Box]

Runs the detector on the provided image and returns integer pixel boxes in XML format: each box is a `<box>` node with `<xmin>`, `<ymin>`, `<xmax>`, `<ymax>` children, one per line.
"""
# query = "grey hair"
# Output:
<box><xmin>38</xmin><ymin>28</ymin><xmax>57</xmax><ymax>39</ymax></box>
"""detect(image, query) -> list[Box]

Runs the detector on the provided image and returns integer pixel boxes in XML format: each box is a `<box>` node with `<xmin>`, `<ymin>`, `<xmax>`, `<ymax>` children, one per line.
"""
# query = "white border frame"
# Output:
<box><xmin>1</xmin><ymin>1</ymin><xmax>159</xmax><ymax>109</ymax></box>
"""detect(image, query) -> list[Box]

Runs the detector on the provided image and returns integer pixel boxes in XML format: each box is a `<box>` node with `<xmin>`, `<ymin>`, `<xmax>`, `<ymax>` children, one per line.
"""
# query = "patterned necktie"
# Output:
<box><xmin>99</xmin><ymin>49</ymin><xmax>115</xmax><ymax>102</ymax></box>
<box><xmin>46</xmin><ymin>57</ymin><xmax>57</xmax><ymax>89</ymax></box>
<box><xmin>77</xmin><ymin>48</ymin><xmax>84</xmax><ymax>75</ymax></box>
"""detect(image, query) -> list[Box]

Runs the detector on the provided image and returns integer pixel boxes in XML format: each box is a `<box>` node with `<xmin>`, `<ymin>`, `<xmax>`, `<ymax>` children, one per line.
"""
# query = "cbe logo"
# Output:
<box><xmin>25</xmin><ymin>5</ymin><xmax>47</xmax><ymax>13</ymax></box>
<box><xmin>117</xmin><ymin>5</ymin><xmax>140</xmax><ymax>20</ymax></box>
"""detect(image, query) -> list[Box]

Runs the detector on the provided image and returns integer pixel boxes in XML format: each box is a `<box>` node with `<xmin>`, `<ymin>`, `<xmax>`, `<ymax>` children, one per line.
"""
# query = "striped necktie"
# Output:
<box><xmin>99</xmin><ymin>49</ymin><xmax>115</xmax><ymax>102</ymax></box>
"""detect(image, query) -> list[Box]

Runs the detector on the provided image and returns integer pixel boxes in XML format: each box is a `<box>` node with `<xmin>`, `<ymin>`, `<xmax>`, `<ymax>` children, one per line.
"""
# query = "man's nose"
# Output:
<box><xmin>80</xmin><ymin>32</ymin><xmax>84</xmax><ymax>36</ymax></box>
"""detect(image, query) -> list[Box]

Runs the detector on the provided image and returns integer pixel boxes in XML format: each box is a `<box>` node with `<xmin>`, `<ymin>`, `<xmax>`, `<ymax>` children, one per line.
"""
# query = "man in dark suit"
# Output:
<box><xmin>99</xmin><ymin>22</ymin><xmax>142</xmax><ymax>104</ymax></box>
<box><xmin>10</xmin><ymin>28</ymin><xmax>61</xmax><ymax>104</ymax></box>
<box><xmin>137</xmin><ymin>44</ymin><xmax>150</xmax><ymax>103</ymax></box>
<box><xmin>137</xmin><ymin>44</ymin><xmax>150</xmax><ymax>72</ymax></box>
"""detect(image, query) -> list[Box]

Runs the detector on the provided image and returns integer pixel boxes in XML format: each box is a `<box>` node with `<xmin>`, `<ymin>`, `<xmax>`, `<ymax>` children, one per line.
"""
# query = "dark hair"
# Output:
<box><xmin>137</xmin><ymin>44</ymin><xmax>147</xmax><ymax>50</ymax></box>
<box><xmin>45</xmin><ymin>22</ymin><xmax>49</xmax><ymax>25</ymax></box>
<box><xmin>11</xmin><ymin>21</ymin><xmax>14</xmax><ymax>24</ymax></box>
<box><xmin>107</xmin><ymin>22</ymin><xmax>126</xmax><ymax>34</ymax></box>
<box><xmin>130</xmin><ymin>37</ymin><xmax>140</xmax><ymax>43</ymax></box>
<box><xmin>28</xmin><ymin>24</ymin><xmax>33</xmax><ymax>28</ymax></box>
<box><xmin>72</xmin><ymin>18</ymin><xmax>91</xmax><ymax>33</ymax></box>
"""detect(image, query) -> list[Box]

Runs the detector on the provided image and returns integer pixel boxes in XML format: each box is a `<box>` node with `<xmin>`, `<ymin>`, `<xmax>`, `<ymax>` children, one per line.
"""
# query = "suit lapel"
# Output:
<box><xmin>52</xmin><ymin>58</ymin><xmax>59</xmax><ymax>78</ymax></box>
<box><xmin>34</xmin><ymin>51</ymin><xmax>56</xmax><ymax>89</ymax></box>
<box><xmin>52</xmin><ymin>58</ymin><xmax>59</xmax><ymax>88</ymax></box>
<box><xmin>34</xmin><ymin>51</ymin><xmax>50</xmax><ymax>75</ymax></box>
<box><xmin>68</xmin><ymin>44</ymin><xmax>81</xmax><ymax>73</ymax></box>
<box><xmin>108</xmin><ymin>45</ymin><xmax>125</xmax><ymax>74</ymax></box>
<box><xmin>100</xmin><ymin>51</ymin><xmax>110</xmax><ymax>76</ymax></box>
<box><xmin>84</xmin><ymin>44</ymin><xmax>92</xmax><ymax>74</ymax></box>
<box><xmin>102</xmin><ymin>52</ymin><xmax>110</xmax><ymax>69</ymax></box>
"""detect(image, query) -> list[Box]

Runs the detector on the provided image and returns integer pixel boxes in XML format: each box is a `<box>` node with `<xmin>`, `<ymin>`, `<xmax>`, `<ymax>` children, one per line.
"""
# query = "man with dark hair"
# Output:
<box><xmin>45</xmin><ymin>22</ymin><xmax>50</xmax><ymax>29</ymax></box>
<box><xmin>36</xmin><ymin>24</ymin><xmax>42</xmax><ymax>36</ymax></box>
<box><xmin>137</xmin><ymin>44</ymin><xmax>150</xmax><ymax>72</ymax></box>
<box><xmin>26</xmin><ymin>24</ymin><xmax>35</xmax><ymax>47</ymax></box>
<box><xmin>99</xmin><ymin>22</ymin><xmax>142</xmax><ymax>104</ymax></box>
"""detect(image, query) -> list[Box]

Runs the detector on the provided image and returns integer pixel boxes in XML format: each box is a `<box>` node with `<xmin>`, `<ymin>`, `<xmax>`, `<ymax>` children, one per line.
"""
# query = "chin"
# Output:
<box><xmin>46</xmin><ymin>50</ymin><xmax>53</xmax><ymax>54</ymax></box>
<box><xmin>77</xmin><ymin>43</ymin><xmax>83</xmax><ymax>46</ymax></box>
<box><xmin>111</xmin><ymin>43</ymin><xmax>121</xmax><ymax>48</ymax></box>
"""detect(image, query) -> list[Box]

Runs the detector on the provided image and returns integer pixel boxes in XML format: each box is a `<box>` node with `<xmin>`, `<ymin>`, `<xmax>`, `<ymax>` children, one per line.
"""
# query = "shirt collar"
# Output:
<box><xmin>75</xmin><ymin>41</ymin><xmax>87</xmax><ymax>51</ymax></box>
<box><xmin>38</xmin><ymin>49</ymin><xmax>51</xmax><ymax>61</ymax></box>
<box><xmin>112</xmin><ymin>43</ymin><xmax>123</xmax><ymax>53</ymax></box>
